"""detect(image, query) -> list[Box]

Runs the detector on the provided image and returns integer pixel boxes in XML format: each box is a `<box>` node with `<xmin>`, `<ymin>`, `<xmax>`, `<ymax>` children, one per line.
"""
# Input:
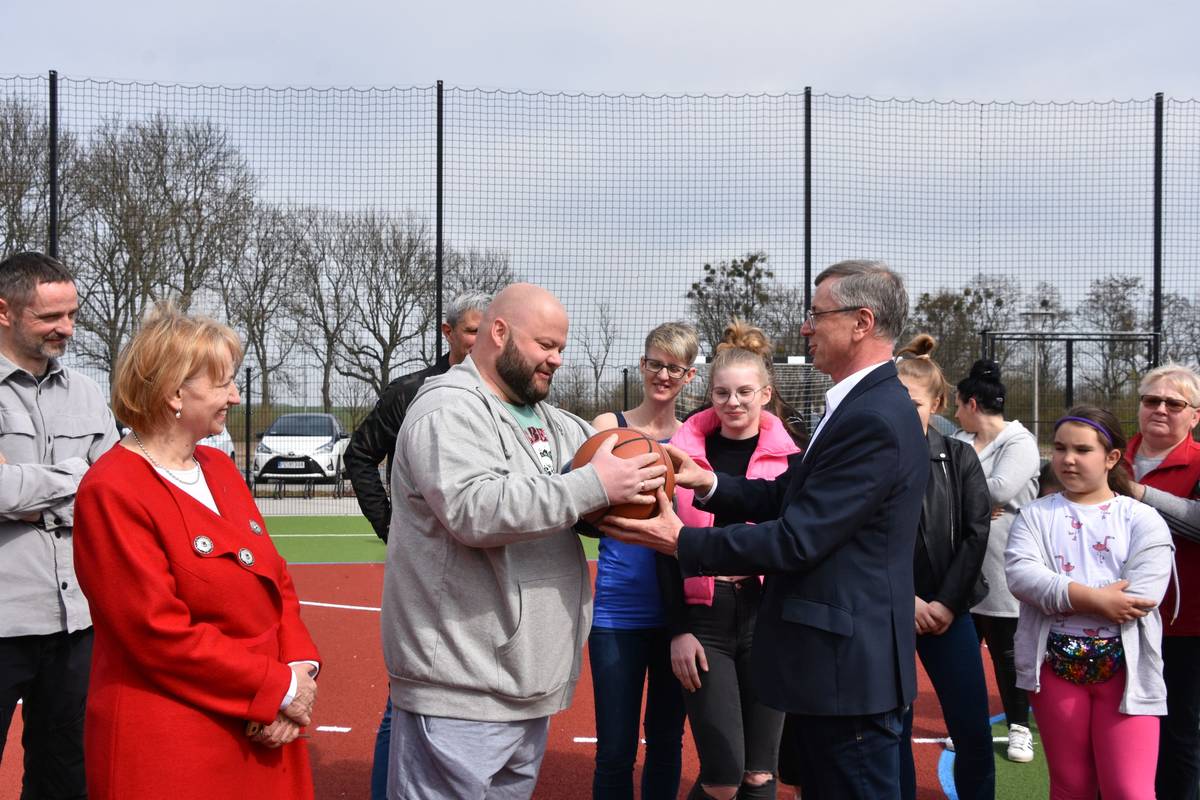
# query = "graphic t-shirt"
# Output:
<box><xmin>1049</xmin><ymin>494</ymin><xmax>1131</xmax><ymax>639</ymax></box>
<box><xmin>503</xmin><ymin>402</ymin><xmax>555</xmax><ymax>475</ymax></box>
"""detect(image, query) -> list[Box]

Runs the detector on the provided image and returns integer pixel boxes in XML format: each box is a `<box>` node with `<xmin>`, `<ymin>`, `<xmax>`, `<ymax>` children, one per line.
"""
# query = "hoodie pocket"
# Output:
<box><xmin>493</xmin><ymin>574</ymin><xmax>579</xmax><ymax>699</ymax></box>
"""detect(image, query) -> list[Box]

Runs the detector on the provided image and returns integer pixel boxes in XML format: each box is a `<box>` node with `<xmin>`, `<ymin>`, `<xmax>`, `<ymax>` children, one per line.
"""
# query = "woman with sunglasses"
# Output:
<box><xmin>1125</xmin><ymin>364</ymin><xmax>1200</xmax><ymax>800</ymax></box>
<box><xmin>588</xmin><ymin>322</ymin><xmax>698</xmax><ymax>799</ymax></box>
<box><xmin>662</xmin><ymin>321</ymin><xmax>801</xmax><ymax>800</ymax></box>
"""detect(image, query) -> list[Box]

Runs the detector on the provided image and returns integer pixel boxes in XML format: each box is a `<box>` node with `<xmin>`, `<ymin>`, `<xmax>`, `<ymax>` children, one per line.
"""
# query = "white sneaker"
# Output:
<box><xmin>944</xmin><ymin>737</ymin><xmax>955</xmax><ymax>752</ymax></box>
<box><xmin>1007</xmin><ymin>723</ymin><xmax>1034</xmax><ymax>763</ymax></box>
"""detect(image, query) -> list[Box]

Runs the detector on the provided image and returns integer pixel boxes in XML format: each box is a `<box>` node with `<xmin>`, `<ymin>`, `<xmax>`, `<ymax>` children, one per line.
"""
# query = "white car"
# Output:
<box><xmin>199</xmin><ymin>426</ymin><xmax>236</xmax><ymax>462</ymax></box>
<box><xmin>253</xmin><ymin>413</ymin><xmax>349</xmax><ymax>486</ymax></box>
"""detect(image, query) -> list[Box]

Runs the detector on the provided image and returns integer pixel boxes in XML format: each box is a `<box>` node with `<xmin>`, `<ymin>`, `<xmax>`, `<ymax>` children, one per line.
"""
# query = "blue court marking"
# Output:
<box><xmin>937</xmin><ymin>713</ymin><xmax>1005</xmax><ymax>799</ymax></box>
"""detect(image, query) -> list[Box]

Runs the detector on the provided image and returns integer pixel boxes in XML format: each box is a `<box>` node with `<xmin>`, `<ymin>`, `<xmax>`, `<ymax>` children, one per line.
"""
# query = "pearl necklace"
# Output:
<box><xmin>130</xmin><ymin>430</ymin><xmax>201</xmax><ymax>486</ymax></box>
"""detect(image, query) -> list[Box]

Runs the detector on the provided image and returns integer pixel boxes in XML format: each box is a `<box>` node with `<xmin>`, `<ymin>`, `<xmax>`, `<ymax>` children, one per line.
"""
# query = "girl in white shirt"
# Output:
<box><xmin>1005</xmin><ymin>406</ymin><xmax>1173</xmax><ymax>800</ymax></box>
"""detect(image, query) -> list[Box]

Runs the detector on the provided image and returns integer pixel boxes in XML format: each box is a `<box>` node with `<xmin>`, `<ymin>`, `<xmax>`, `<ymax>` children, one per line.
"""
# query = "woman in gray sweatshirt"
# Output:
<box><xmin>953</xmin><ymin>359</ymin><xmax>1040</xmax><ymax>763</ymax></box>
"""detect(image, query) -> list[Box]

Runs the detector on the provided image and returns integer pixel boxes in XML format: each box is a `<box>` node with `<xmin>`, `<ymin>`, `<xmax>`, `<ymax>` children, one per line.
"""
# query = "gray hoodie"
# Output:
<box><xmin>1006</xmin><ymin>493</ymin><xmax>1174</xmax><ymax>716</ymax></box>
<box><xmin>954</xmin><ymin>420</ymin><xmax>1040</xmax><ymax>616</ymax></box>
<box><xmin>381</xmin><ymin>356</ymin><xmax>609</xmax><ymax>721</ymax></box>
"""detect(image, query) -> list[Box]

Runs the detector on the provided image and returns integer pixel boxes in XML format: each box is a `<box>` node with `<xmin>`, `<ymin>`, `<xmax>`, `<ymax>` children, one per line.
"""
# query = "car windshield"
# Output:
<box><xmin>267</xmin><ymin>415</ymin><xmax>335</xmax><ymax>438</ymax></box>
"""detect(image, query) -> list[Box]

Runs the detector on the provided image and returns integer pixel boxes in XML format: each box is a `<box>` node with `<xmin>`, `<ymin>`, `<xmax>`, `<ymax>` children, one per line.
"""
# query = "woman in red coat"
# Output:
<box><xmin>73</xmin><ymin>304</ymin><xmax>320</xmax><ymax>800</ymax></box>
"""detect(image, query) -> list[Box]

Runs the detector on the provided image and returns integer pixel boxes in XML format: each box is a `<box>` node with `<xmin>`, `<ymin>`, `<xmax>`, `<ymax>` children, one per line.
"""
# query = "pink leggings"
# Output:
<box><xmin>1029</xmin><ymin>662</ymin><xmax>1159</xmax><ymax>799</ymax></box>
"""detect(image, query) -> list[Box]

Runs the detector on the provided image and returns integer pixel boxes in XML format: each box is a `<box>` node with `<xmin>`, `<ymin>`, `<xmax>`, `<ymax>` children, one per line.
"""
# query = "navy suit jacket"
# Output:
<box><xmin>677</xmin><ymin>362</ymin><xmax>928</xmax><ymax>716</ymax></box>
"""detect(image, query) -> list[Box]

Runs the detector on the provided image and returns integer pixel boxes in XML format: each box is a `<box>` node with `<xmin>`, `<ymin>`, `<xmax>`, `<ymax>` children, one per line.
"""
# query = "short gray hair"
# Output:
<box><xmin>1139</xmin><ymin>363</ymin><xmax>1200</xmax><ymax>406</ymax></box>
<box><xmin>446</xmin><ymin>291</ymin><xmax>492</xmax><ymax>327</ymax></box>
<box><xmin>814</xmin><ymin>259</ymin><xmax>908</xmax><ymax>341</ymax></box>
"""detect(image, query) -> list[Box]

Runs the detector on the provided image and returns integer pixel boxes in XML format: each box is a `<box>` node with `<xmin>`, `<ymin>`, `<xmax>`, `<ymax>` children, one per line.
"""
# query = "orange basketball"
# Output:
<box><xmin>571</xmin><ymin>428</ymin><xmax>676</xmax><ymax>523</ymax></box>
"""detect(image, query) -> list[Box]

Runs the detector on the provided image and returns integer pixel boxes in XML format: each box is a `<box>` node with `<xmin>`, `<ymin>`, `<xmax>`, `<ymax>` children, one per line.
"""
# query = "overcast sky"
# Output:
<box><xmin>9</xmin><ymin>0</ymin><xmax>1200</xmax><ymax>100</ymax></box>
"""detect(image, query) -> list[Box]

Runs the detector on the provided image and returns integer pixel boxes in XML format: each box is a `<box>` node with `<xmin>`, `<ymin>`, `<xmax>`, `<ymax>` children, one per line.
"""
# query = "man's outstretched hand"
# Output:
<box><xmin>598</xmin><ymin>489</ymin><xmax>683</xmax><ymax>556</ymax></box>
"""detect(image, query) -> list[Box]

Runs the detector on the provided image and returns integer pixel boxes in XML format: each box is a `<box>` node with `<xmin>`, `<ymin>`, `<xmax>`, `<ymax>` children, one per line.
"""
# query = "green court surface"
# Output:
<box><xmin>988</xmin><ymin>718</ymin><xmax>1049</xmax><ymax>798</ymax></box>
<box><xmin>266</xmin><ymin>515</ymin><xmax>601</xmax><ymax>563</ymax></box>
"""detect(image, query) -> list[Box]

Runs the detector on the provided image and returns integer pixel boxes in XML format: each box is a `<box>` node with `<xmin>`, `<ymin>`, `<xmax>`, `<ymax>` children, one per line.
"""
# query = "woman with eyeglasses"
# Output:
<box><xmin>588</xmin><ymin>322</ymin><xmax>698</xmax><ymax>800</ymax></box>
<box><xmin>661</xmin><ymin>321</ymin><xmax>801</xmax><ymax>800</ymax></box>
<box><xmin>1125</xmin><ymin>364</ymin><xmax>1200</xmax><ymax>800</ymax></box>
<box><xmin>952</xmin><ymin>358</ymin><xmax>1041</xmax><ymax>764</ymax></box>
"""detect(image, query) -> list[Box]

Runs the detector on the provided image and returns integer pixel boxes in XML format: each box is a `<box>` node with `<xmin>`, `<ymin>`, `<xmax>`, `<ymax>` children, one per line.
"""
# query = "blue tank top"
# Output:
<box><xmin>592</xmin><ymin>411</ymin><xmax>667</xmax><ymax>629</ymax></box>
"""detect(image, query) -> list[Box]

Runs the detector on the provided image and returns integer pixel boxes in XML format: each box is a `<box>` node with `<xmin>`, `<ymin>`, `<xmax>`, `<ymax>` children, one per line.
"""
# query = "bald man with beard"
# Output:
<box><xmin>380</xmin><ymin>284</ymin><xmax>666</xmax><ymax>799</ymax></box>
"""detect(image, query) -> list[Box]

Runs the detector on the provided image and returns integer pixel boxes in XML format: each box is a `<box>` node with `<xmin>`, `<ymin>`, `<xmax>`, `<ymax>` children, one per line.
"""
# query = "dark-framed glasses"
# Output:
<box><xmin>803</xmin><ymin>306</ymin><xmax>862</xmax><ymax>327</ymax></box>
<box><xmin>1140</xmin><ymin>394</ymin><xmax>1196</xmax><ymax>413</ymax></box>
<box><xmin>710</xmin><ymin>386</ymin><xmax>766</xmax><ymax>405</ymax></box>
<box><xmin>641</xmin><ymin>357</ymin><xmax>689</xmax><ymax>380</ymax></box>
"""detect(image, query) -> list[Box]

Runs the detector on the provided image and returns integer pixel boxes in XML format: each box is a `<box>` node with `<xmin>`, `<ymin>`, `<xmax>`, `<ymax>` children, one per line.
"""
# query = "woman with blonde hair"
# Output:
<box><xmin>1125</xmin><ymin>363</ymin><xmax>1200</xmax><ymax>799</ymax></box>
<box><xmin>73</xmin><ymin>303</ymin><xmax>320</xmax><ymax>799</ymax></box>
<box><xmin>589</xmin><ymin>321</ymin><xmax>698</xmax><ymax>799</ymax></box>
<box><xmin>662</xmin><ymin>321</ymin><xmax>801</xmax><ymax>800</ymax></box>
<box><xmin>895</xmin><ymin>334</ymin><xmax>994</xmax><ymax>800</ymax></box>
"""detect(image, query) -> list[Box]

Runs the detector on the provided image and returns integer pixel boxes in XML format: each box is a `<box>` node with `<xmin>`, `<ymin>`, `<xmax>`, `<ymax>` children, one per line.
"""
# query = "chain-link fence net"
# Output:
<box><xmin>2</xmin><ymin>75</ymin><xmax>1199</xmax><ymax>511</ymax></box>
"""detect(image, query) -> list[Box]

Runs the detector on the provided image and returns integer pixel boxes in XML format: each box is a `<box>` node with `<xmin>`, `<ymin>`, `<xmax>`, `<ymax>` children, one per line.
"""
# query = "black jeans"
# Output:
<box><xmin>683</xmin><ymin>580</ymin><xmax>784</xmax><ymax>787</ymax></box>
<box><xmin>1158</xmin><ymin>635</ymin><xmax>1200</xmax><ymax>800</ymax></box>
<box><xmin>972</xmin><ymin>613</ymin><xmax>1028</xmax><ymax>727</ymax></box>
<box><xmin>0</xmin><ymin>628</ymin><xmax>92</xmax><ymax>799</ymax></box>
<box><xmin>781</xmin><ymin>706</ymin><xmax>905</xmax><ymax>800</ymax></box>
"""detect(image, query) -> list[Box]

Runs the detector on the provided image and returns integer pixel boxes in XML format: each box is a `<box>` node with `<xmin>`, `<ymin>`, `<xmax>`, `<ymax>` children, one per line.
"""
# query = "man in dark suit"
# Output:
<box><xmin>602</xmin><ymin>260</ymin><xmax>928</xmax><ymax>799</ymax></box>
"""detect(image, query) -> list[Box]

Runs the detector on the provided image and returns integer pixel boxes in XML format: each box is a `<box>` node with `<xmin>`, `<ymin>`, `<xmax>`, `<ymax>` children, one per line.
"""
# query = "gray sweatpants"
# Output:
<box><xmin>387</xmin><ymin>706</ymin><xmax>551</xmax><ymax>800</ymax></box>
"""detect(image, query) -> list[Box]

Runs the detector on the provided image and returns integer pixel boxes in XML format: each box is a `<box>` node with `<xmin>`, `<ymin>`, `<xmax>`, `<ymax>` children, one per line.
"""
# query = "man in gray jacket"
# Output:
<box><xmin>0</xmin><ymin>252</ymin><xmax>118</xmax><ymax>797</ymax></box>
<box><xmin>382</xmin><ymin>283</ymin><xmax>666</xmax><ymax>799</ymax></box>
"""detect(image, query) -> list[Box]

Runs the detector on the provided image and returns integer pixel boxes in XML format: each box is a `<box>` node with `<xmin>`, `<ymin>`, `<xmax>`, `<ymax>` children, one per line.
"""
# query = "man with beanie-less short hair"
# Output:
<box><xmin>0</xmin><ymin>251</ymin><xmax>118</xmax><ymax>798</ymax></box>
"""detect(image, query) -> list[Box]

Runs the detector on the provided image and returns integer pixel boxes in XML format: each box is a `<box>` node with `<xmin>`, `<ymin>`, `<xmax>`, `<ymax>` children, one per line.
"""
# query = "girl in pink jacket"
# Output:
<box><xmin>662</xmin><ymin>321</ymin><xmax>801</xmax><ymax>800</ymax></box>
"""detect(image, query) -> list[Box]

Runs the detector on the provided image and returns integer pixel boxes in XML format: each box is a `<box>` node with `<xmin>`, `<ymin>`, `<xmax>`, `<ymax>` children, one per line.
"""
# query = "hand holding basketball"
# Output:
<box><xmin>661</xmin><ymin>443</ymin><xmax>715</xmax><ymax>495</ymax></box>
<box><xmin>573</xmin><ymin>429</ymin><xmax>673</xmax><ymax>522</ymax></box>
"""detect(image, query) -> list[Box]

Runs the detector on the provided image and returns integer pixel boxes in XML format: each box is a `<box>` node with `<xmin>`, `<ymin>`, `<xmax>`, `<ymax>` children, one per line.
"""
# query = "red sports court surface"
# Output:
<box><xmin>1</xmin><ymin>563</ymin><xmax>993</xmax><ymax>799</ymax></box>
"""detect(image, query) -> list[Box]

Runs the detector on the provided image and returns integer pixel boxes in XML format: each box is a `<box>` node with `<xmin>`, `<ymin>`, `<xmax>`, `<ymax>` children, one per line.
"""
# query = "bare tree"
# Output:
<box><xmin>579</xmin><ymin>302</ymin><xmax>617</xmax><ymax>410</ymax></box>
<box><xmin>0</xmin><ymin>98</ymin><xmax>82</xmax><ymax>255</ymax></box>
<box><xmin>219</xmin><ymin>204</ymin><xmax>300</xmax><ymax>409</ymax></box>
<box><xmin>289</xmin><ymin>207</ymin><xmax>357</xmax><ymax>412</ymax></box>
<box><xmin>1076</xmin><ymin>274</ymin><xmax>1145</xmax><ymax>402</ymax></box>
<box><xmin>68</xmin><ymin>114</ymin><xmax>254</xmax><ymax>373</ymax></box>
<box><xmin>686</xmin><ymin>251</ymin><xmax>773</xmax><ymax>350</ymax></box>
<box><xmin>416</xmin><ymin>244</ymin><xmax>515</xmax><ymax>365</ymax></box>
<box><xmin>336</xmin><ymin>212</ymin><xmax>434</xmax><ymax>396</ymax></box>
<box><xmin>1161</xmin><ymin>292</ymin><xmax>1200</xmax><ymax>368</ymax></box>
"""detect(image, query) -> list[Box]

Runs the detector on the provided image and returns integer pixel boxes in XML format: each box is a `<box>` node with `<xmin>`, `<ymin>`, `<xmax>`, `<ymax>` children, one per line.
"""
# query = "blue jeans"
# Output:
<box><xmin>588</xmin><ymin>626</ymin><xmax>686</xmax><ymax>800</ymax></box>
<box><xmin>900</xmin><ymin>613</ymin><xmax>995</xmax><ymax>800</ymax></box>
<box><xmin>370</xmin><ymin>696</ymin><xmax>392</xmax><ymax>800</ymax></box>
<box><xmin>780</xmin><ymin>707</ymin><xmax>905</xmax><ymax>800</ymax></box>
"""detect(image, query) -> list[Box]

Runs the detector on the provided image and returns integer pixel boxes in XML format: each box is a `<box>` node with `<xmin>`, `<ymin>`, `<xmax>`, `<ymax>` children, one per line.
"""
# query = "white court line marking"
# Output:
<box><xmin>316</xmin><ymin>725</ymin><xmax>353</xmax><ymax>733</ymax></box>
<box><xmin>913</xmin><ymin>737</ymin><xmax>1011</xmax><ymax>744</ymax></box>
<box><xmin>300</xmin><ymin>600</ymin><xmax>381</xmax><ymax>612</ymax></box>
<box><xmin>272</xmin><ymin>534</ymin><xmax>378</xmax><ymax>539</ymax></box>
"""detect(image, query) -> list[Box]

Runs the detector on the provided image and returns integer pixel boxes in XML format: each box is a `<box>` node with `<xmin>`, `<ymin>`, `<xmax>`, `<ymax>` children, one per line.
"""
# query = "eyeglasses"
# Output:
<box><xmin>641</xmin><ymin>357</ymin><xmax>689</xmax><ymax>380</ymax></box>
<box><xmin>710</xmin><ymin>386</ymin><xmax>766</xmax><ymax>405</ymax></box>
<box><xmin>803</xmin><ymin>306</ymin><xmax>862</xmax><ymax>328</ymax></box>
<box><xmin>1140</xmin><ymin>394</ymin><xmax>1196</xmax><ymax>414</ymax></box>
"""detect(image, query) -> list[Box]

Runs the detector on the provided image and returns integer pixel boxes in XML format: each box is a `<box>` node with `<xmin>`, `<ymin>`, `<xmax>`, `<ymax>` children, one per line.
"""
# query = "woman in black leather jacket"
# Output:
<box><xmin>895</xmin><ymin>335</ymin><xmax>996</xmax><ymax>800</ymax></box>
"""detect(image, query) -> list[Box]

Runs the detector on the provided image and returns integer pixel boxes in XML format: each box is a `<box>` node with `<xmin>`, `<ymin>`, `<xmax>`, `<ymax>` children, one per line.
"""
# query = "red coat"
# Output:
<box><xmin>74</xmin><ymin>444</ymin><xmax>320</xmax><ymax>800</ymax></box>
<box><xmin>1126</xmin><ymin>433</ymin><xmax>1200</xmax><ymax>636</ymax></box>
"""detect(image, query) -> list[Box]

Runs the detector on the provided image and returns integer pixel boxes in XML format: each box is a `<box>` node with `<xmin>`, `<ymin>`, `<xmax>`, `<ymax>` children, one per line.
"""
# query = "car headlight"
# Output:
<box><xmin>314</xmin><ymin>438</ymin><xmax>337</xmax><ymax>454</ymax></box>
<box><xmin>256</xmin><ymin>443</ymin><xmax>275</xmax><ymax>455</ymax></box>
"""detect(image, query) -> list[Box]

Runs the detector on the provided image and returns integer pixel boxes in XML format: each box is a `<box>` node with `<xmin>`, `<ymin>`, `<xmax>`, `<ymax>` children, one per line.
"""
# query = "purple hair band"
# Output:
<box><xmin>1055</xmin><ymin>415</ymin><xmax>1114</xmax><ymax>447</ymax></box>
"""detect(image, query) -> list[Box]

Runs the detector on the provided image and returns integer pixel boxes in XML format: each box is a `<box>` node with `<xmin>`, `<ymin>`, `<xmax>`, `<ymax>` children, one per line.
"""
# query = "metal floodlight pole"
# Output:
<box><xmin>803</xmin><ymin>86</ymin><xmax>812</xmax><ymax>332</ymax></box>
<box><xmin>1152</xmin><ymin>92</ymin><xmax>1164</xmax><ymax>367</ymax></box>
<box><xmin>48</xmin><ymin>70</ymin><xmax>59</xmax><ymax>258</ymax></box>
<box><xmin>435</xmin><ymin>80</ymin><xmax>445</xmax><ymax>360</ymax></box>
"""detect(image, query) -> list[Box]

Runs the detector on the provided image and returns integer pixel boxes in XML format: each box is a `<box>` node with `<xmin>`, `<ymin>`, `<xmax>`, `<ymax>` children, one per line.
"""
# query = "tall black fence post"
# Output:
<box><xmin>435</xmin><ymin>80</ymin><xmax>444</xmax><ymax>358</ymax></box>
<box><xmin>243</xmin><ymin>366</ymin><xmax>253</xmax><ymax>486</ymax></box>
<box><xmin>803</xmin><ymin>86</ymin><xmax>812</xmax><ymax>349</ymax></box>
<box><xmin>1152</xmin><ymin>91</ymin><xmax>1164</xmax><ymax>367</ymax></box>
<box><xmin>1065</xmin><ymin>340</ymin><xmax>1075</xmax><ymax>409</ymax></box>
<box><xmin>622</xmin><ymin>368</ymin><xmax>629</xmax><ymax>410</ymax></box>
<box><xmin>47</xmin><ymin>70</ymin><xmax>59</xmax><ymax>258</ymax></box>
